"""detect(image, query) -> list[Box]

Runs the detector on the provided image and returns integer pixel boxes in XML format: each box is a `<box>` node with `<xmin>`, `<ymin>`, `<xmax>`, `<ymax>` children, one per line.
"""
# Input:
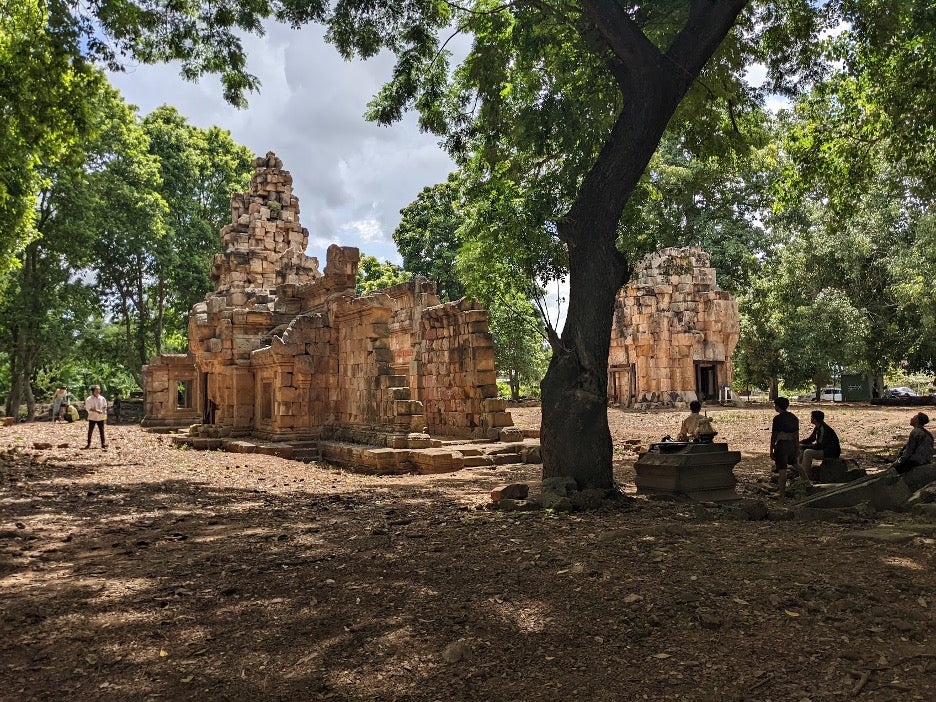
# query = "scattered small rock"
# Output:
<box><xmin>441</xmin><ymin>639</ymin><xmax>472</xmax><ymax>663</ymax></box>
<box><xmin>490</xmin><ymin>483</ymin><xmax>529</xmax><ymax>502</ymax></box>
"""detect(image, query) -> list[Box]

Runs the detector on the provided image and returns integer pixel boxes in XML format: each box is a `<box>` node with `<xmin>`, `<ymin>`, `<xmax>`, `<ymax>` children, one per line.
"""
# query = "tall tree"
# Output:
<box><xmin>0</xmin><ymin>74</ymin><xmax>112</xmax><ymax>418</ymax></box>
<box><xmin>83</xmin><ymin>92</ymin><xmax>168</xmax><ymax>382</ymax></box>
<box><xmin>140</xmin><ymin>106</ymin><xmax>253</xmax><ymax>346</ymax></box>
<box><xmin>393</xmin><ymin>174</ymin><xmax>466</xmax><ymax>302</ymax></box>
<box><xmin>356</xmin><ymin>254</ymin><xmax>409</xmax><ymax>295</ymax></box>
<box><xmin>48</xmin><ymin>1</ymin><xmax>931</xmax><ymax>489</ymax></box>
<box><xmin>0</xmin><ymin>0</ymin><xmax>101</xmax><ymax>266</ymax></box>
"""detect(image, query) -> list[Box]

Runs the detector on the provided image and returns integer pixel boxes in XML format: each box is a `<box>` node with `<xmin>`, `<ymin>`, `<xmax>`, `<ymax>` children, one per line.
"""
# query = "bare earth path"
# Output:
<box><xmin>1</xmin><ymin>404</ymin><xmax>934</xmax><ymax>701</ymax></box>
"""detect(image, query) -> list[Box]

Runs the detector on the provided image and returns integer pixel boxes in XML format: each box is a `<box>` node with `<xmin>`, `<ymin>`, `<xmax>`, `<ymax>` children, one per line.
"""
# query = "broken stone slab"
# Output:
<box><xmin>795</xmin><ymin>470</ymin><xmax>911</xmax><ymax>512</ymax></box>
<box><xmin>495</xmin><ymin>498</ymin><xmax>542</xmax><ymax>512</ymax></box>
<box><xmin>462</xmin><ymin>455</ymin><xmax>494</xmax><ymax>468</ymax></box>
<box><xmin>901</xmin><ymin>462</ymin><xmax>936</xmax><ymax>493</ymax></box>
<box><xmin>491</xmin><ymin>483</ymin><xmax>529</xmax><ymax>503</ymax></box>
<box><xmin>521</xmin><ymin>444</ymin><xmax>542</xmax><ymax>464</ymax></box>
<box><xmin>491</xmin><ymin>452</ymin><xmax>522</xmax><ymax>465</ymax></box>
<box><xmin>798</xmin><ymin>464</ymin><xmax>936</xmax><ymax>510</ymax></box>
<box><xmin>812</xmin><ymin>458</ymin><xmax>866</xmax><ymax>483</ymax></box>
<box><xmin>223</xmin><ymin>440</ymin><xmax>258</xmax><ymax>453</ymax></box>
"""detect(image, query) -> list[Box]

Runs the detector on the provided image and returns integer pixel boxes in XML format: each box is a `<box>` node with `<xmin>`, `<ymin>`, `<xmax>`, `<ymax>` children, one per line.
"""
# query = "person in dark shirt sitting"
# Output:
<box><xmin>893</xmin><ymin>412</ymin><xmax>934</xmax><ymax>474</ymax></box>
<box><xmin>798</xmin><ymin>410</ymin><xmax>841</xmax><ymax>482</ymax></box>
<box><xmin>770</xmin><ymin>396</ymin><xmax>800</xmax><ymax>500</ymax></box>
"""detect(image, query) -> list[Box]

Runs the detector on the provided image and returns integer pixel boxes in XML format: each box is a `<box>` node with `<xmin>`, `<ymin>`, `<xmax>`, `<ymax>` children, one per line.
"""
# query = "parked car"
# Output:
<box><xmin>885</xmin><ymin>386</ymin><xmax>918</xmax><ymax>398</ymax></box>
<box><xmin>818</xmin><ymin>387</ymin><xmax>843</xmax><ymax>402</ymax></box>
<box><xmin>795</xmin><ymin>394</ymin><xmax>816</xmax><ymax>402</ymax></box>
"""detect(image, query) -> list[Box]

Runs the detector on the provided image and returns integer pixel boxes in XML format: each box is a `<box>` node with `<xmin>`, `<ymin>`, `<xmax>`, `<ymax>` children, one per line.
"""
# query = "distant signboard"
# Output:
<box><xmin>841</xmin><ymin>374</ymin><xmax>869</xmax><ymax>402</ymax></box>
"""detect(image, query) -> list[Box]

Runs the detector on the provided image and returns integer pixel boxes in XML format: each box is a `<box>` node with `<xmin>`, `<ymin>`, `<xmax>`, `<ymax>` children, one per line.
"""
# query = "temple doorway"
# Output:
<box><xmin>695</xmin><ymin>362</ymin><xmax>718</xmax><ymax>402</ymax></box>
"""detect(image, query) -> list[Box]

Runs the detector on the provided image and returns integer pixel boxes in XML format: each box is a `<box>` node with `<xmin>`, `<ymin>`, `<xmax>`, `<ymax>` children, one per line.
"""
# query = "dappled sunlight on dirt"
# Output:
<box><xmin>1</xmin><ymin>407</ymin><xmax>934</xmax><ymax>701</ymax></box>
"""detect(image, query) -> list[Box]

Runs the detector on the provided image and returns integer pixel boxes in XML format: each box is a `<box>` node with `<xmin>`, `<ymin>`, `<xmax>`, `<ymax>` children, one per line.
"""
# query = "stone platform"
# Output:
<box><xmin>635</xmin><ymin>442</ymin><xmax>741</xmax><ymax>501</ymax></box>
<box><xmin>171</xmin><ymin>432</ymin><xmax>542</xmax><ymax>475</ymax></box>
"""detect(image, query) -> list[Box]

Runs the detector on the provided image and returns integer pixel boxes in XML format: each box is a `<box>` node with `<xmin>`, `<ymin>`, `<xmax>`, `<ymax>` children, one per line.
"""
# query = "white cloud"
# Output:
<box><xmin>108</xmin><ymin>22</ymin><xmax>454</xmax><ymax>265</ymax></box>
<box><xmin>340</xmin><ymin>218</ymin><xmax>385</xmax><ymax>244</ymax></box>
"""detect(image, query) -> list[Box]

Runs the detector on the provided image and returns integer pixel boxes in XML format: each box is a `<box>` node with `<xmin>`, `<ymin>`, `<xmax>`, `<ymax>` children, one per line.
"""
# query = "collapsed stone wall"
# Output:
<box><xmin>142</xmin><ymin>151</ymin><xmax>512</xmax><ymax>446</ymax></box>
<box><xmin>609</xmin><ymin>247</ymin><xmax>740</xmax><ymax>408</ymax></box>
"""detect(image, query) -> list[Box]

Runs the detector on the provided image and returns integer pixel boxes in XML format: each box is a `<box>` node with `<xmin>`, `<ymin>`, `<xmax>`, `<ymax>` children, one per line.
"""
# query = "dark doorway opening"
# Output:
<box><xmin>695</xmin><ymin>363</ymin><xmax>717</xmax><ymax>402</ymax></box>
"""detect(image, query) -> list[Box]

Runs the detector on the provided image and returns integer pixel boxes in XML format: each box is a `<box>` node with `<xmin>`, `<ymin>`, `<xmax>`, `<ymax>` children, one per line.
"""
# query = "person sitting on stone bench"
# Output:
<box><xmin>676</xmin><ymin>401</ymin><xmax>718</xmax><ymax>443</ymax></box>
<box><xmin>892</xmin><ymin>412</ymin><xmax>934</xmax><ymax>474</ymax></box>
<box><xmin>677</xmin><ymin>400</ymin><xmax>703</xmax><ymax>441</ymax></box>
<box><xmin>798</xmin><ymin>409</ymin><xmax>840</xmax><ymax>483</ymax></box>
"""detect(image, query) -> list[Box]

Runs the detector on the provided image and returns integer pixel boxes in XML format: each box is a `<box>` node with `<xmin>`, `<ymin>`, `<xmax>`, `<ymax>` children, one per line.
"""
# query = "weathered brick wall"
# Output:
<box><xmin>141</xmin><ymin>354</ymin><xmax>201</xmax><ymax>429</ymax></box>
<box><xmin>212</xmin><ymin>152</ymin><xmax>319</xmax><ymax>292</ymax></box>
<box><xmin>418</xmin><ymin>300</ymin><xmax>511</xmax><ymax>438</ymax></box>
<box><xmin>332</xmin><ymin>296</ymin><xmax>422</xmax><ymax>438</ymax></box>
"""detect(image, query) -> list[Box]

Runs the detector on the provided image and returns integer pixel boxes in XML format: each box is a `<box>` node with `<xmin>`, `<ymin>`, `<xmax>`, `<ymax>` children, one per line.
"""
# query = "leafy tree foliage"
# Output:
<box><xmin>141</xmin><ymin>106</ymin><xmax>253</xmax><ymax>343</ymax></box>
<box><xmin>0</xmin><ymin>0</ymin><xmax>102</xmax><ymax>265</ymax></box>
<box><xmin>14</xmin><ymin>0</ymin><xmax>936</xmax><ymax>487</ymax></box>
<box><xmin>393</xmin><ymin>174</ymin><xmax>465</xmax><ymax>302</ymax></box>
<box><xmin>356</xmin><ymin>255</ymin><xmax>409</xmax><ymax>295</ymax></box>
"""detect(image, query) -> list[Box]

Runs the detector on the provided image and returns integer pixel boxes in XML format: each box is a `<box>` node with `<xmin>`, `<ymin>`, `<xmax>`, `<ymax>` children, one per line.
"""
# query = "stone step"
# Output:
<box><xmin>463</xmin><ymin>455</ymin><xmax>494</xmax><ymax>468</ymax></box>
<box><xmin>491</xmin><ymin>452</ymin><xmax>523</xmax><ymax>465</ymax></box>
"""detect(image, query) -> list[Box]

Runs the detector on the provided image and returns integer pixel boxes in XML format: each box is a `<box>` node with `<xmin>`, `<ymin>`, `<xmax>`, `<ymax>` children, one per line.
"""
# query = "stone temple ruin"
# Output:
<box><xmin>141</xmin><ymin>153</ymin><xmax>527</xmax><ymax>472</ymax></box>
<box><xmin>608</xmin><ymin>247</ymin><xmax>740</xmax><ymax>409</ymax></box>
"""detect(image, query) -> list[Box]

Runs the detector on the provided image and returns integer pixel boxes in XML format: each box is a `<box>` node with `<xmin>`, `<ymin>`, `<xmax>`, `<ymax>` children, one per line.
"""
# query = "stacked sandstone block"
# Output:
<box><xmin>211</xmin><ymin>151</ymin><xmax>320</xmax><ymax>293</ymax></box>
<box><xmin>610</xmin><ymin>247</ymin><xmax>739</xmax><ymax>406</ymax></box>
<box><xmin>332</xmin><ymin>295</ymin><xmax>425</xmax><ymax>438</ymax></box>
<box><xmin>140</xmin><ymin>354</ymin><xmax>200</xmax><ymax>428</ymax></box>
<box><xmin>143</xmin><ymin>152</ymin><xmax>515</xmax><ymax>445</ymax></box>
<box><xmin>418</xmin><ymin>300</ymin><xmax>511</xmax><ymax>438</ymax></box>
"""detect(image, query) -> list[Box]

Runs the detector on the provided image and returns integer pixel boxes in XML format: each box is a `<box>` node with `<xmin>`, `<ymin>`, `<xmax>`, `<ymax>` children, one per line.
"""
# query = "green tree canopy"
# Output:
<box><xmin>0</xmin><ymin>0</ymin><xmax>102</xmax><ymax>264</ymax></box>
<box><xmin>141</xmin><ymin>105</ymin><xmax>253</xmax><ymax>343</ymax></box>
<box><xmin>30</xmin><ymin>0</ymin><xmax>936</xmax><ymax>487</ymax></box>
<box><xmin>393</xmin><ymin>174</ymin><xmax>466</xmax><ymax>302</ymax></box>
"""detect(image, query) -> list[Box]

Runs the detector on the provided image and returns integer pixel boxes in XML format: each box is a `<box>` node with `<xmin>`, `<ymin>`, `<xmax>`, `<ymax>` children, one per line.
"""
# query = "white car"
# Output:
<box><xmin>818</xmin><ymin>387</ymin><xmax>843</xmax><ymax>402</ymax></box>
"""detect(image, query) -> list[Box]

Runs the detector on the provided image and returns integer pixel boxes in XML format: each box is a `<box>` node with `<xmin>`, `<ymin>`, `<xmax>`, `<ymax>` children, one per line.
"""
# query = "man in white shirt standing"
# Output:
<box><xmin>84</xmin><ymin>385</ymin><xmax>108</xmax><ymax>449</ymax></box>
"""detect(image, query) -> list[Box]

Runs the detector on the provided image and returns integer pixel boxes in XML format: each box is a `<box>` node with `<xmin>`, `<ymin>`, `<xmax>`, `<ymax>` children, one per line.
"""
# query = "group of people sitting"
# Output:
<box><xmin>674</xmin><ymin>396</ymin><xmax>933</xmax><ymax>500</ymax></box>
<box><xmin>51</xmin><ymin>386</ymin><xmax>80</xmax><ymax>423</ymax></box>
<box><xmin>770</xmin><ymin>396</ymin><xmax>933</xmax><ymax>498</ymax></box>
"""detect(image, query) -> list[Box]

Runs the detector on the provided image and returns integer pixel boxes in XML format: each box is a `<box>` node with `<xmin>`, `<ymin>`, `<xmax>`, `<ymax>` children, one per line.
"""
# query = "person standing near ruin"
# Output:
<box><xmin>84</xmin><ymin>385</ymin><xmax>108</xmax><ymax>449</ymax></box>
<box><xmin>51</xmin><ymin>386</ymin><xmax>67</xmax><ymax>423</ymax></box>
<box><xmin>770</xmin><ymin>396</ymin><xmax>799</xmax><ymax>499</ymax></box>
<box><xmin>893</xmin><ymin>412</ymin><xmax>933</xmax><ymax>474</ymax></box>
<box><xmin>798</xmin><ymin>410</ymin><xmax>841</xmax><ymax>481</ymax></box>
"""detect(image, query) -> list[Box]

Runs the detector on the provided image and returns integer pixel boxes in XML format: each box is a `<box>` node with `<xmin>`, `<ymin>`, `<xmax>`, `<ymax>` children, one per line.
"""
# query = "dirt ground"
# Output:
<box><xmin>1</xmin><ymin>403</ymin><xmax>934</xmax><ymax>702</ymax></box>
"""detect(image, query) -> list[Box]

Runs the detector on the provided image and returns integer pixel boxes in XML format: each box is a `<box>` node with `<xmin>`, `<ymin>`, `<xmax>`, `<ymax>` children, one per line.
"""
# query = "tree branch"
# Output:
<box><xmin>665</xmin><ymin>0</ymin><xmax>750</xmax><ymax>86</ymax></box>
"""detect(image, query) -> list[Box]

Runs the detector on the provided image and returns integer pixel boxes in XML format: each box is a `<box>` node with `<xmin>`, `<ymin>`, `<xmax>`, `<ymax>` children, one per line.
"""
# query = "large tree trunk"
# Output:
<box><xmin>540</xmin><ymin>0</ymin><xmax>749</xmax><ymax>489</ymax></box>
<box><xmin>24</xmin><ymin>380</ymin><xmax>36</xmax><ymax>421</ymax></box>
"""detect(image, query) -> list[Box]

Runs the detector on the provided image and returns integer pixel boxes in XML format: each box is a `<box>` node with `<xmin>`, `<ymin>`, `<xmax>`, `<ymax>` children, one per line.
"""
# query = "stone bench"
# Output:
<box><xmin>808</xmin><ymin>457</ymin><xmax>866</xmax><ymax>483</ymax></box>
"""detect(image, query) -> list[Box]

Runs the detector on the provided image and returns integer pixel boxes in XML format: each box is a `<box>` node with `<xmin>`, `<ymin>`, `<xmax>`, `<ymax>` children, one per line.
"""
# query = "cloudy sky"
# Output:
<box><xmin>109</xmin><ymin>22</ymin><xmax>782</xmax><ymax>331</ymax></box>
<box><xmin>109</xmin><ymin>23</ymin><xmax>458</xmax><ymax>267</ymax></box>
